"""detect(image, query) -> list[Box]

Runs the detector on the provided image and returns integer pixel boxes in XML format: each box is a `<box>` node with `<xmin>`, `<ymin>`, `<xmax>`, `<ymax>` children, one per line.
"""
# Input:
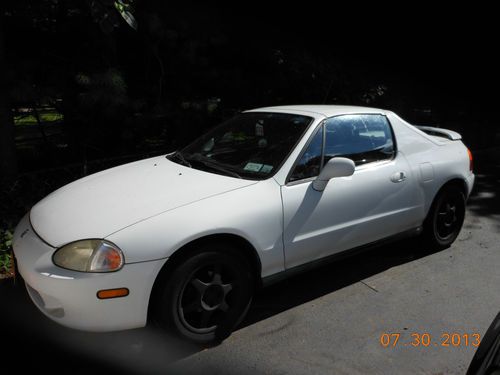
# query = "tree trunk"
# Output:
<box><xmin>0</xmin><ymin>25</ymin><xmax>17</xmax><ymax>183</ymax></box>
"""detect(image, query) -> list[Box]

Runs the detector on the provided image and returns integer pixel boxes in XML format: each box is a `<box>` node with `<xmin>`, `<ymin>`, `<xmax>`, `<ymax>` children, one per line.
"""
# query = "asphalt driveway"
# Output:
<box><xmin>169</xmin><ymin>209</ymin><xmax>500</xmax><ymax>375</ymax></box>
<box><xmin>1</xmin><ymin>162</ymin><xmax>499</xmax><ymax>375</ymax></box>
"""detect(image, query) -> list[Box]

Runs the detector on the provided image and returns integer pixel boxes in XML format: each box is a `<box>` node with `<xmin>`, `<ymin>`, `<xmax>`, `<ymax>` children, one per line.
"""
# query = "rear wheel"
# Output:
<box><xmin>422</xmin><ymin>185</ymin><xmax>466</xmax><ymax>248</ymax></box>
<box><xmin>155</xmin><ymin>244</ymin><xmax>254</xmax><ymax>344</ymax></box>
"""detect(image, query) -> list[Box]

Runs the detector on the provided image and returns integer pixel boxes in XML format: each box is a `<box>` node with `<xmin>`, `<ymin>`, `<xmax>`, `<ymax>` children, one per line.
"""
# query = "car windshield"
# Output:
<box><xmin>169</xmin><ymin>112</ymin><xmax>313</xmax><ymax>180</ymax></box>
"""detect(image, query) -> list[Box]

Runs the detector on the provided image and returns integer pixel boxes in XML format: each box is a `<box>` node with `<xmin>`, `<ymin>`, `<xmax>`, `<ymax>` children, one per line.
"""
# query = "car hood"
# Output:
<box><xmin>30</xmin><ymin>156</ymin><xmax>257</xmax><ymax>247</ymax></box>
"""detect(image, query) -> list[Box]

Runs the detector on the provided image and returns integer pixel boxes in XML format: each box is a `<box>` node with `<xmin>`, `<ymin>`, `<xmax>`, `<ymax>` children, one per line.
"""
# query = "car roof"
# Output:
<box><xmin>245</xmin><ymin>105</ymin><xmax>388</xmax><ymax>118</ymax></box>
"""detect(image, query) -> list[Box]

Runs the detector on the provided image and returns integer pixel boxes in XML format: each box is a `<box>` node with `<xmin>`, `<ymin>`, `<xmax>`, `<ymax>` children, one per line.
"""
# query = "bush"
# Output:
<box><xmin>0</xmin><ymin>229</ymin><xmax>14</xmax><ymax>279</ymax></box>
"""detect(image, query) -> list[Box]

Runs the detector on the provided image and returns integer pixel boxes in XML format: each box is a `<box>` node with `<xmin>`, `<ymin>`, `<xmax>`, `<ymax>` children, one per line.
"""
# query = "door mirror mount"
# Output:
<box><xmin>312</xmin><ymin>157</ymin><xmax>355</xmax><ymax>191</ymax></box>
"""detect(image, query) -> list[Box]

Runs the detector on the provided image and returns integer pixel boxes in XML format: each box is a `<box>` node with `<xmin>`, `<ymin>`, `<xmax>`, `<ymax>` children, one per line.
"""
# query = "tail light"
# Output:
<box><xmin>467</xmin><ymin>148</ymin><xmax>473</xmax><ymax>172</ymax></box>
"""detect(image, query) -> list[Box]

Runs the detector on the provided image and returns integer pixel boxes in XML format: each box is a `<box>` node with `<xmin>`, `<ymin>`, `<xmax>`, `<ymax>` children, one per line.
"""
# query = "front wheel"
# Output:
<box><xmin>155</xmin><ymin>244</ymin><xmax>254</xmax><ymax>344</ymax></box>
<box><xmin>422</xmin><ymin>185</ymin><xmax>466</xmax><ymax>248</ymax></box>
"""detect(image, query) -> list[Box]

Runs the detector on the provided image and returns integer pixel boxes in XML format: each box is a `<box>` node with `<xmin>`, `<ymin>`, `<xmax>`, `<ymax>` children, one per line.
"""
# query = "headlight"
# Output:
<box><xmin>53</xmin><ymin>239</ymin><xmax>124</xmax><ymax>272</ymax></box>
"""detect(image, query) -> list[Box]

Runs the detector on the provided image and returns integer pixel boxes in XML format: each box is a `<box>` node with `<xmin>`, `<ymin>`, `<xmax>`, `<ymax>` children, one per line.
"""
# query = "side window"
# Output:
<box><xmin>289</xmin><ymin>126</ymin><xmax>323</xmax><ymax>182</ymax></box>
<box><xmin>324</xmin><ymin>114</ymin><xmax>395</xmax><ymax>166</ymax></box>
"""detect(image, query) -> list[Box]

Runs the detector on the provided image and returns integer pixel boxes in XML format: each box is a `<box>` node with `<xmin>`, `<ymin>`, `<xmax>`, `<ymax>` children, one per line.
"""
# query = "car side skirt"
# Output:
<box><xmin>261</xmin><ymin>226</ymin><xmax>422</xmax><ymax>287</ymax></box>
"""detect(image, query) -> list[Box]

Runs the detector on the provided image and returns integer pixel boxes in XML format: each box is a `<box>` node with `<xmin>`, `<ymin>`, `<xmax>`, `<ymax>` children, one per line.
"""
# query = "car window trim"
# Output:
<box><xmin>285</xmin><ymin>113</ymin><xmax>398</xmax><ymax>185</ymax></box>
<box><xmin>285</xmin><ymin>121</ymin><xmax>325</xmax><ymax>184</ymax></box>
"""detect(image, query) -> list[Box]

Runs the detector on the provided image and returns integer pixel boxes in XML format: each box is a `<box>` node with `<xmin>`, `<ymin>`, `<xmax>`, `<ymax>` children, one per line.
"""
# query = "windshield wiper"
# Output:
<box><xmin>201</xmin><ymin>161</ymin><xmax>242</xmax><ymax>178</ymax></box>
<box><xmin>168</xmin><ymin>151</ymin><xmax>191</xmax><ymax>168</ymax></box>
<box><xmin>185</xmin><ymin>153</ymin><xmax>242</xmax><ymax>179</ymax></box>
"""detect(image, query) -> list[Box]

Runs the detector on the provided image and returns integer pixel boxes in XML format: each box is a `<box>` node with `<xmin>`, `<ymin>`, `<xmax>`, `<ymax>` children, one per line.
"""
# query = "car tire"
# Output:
<box><xmin>155</xmin><ymin>243</ymin><xmax>254</xmax><ymax>344</ymax></box>
<box><xmin>422</xmin><ymin>185</ymin><xmax>466</xmax><ymax>249</ymax></box>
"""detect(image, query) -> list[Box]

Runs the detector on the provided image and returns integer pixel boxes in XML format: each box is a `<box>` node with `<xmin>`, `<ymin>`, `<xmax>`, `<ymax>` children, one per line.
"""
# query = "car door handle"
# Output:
<box><xmin>390</xmin><ymin>171</ymin><xmax>407</xmax><ymax>183</ymax></box>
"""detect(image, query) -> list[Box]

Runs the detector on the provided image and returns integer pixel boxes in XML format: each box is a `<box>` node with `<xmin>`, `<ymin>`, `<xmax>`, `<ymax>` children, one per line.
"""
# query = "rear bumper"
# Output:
<box><xmin>12</xmin><ymin>214</ymin><xmax>166</xmax><ymax>332</ymax></box>
<box><xmin>466</xmin><ymin>172</ymin><xmax>475</xmax><ymax>198</ymax></box>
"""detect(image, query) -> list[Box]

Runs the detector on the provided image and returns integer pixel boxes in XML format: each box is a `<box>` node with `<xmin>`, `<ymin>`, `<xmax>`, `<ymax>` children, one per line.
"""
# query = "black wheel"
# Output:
<box><xmin>422</xmin><ymin>185</ymin><xmax>466</xmax><ymax>248</ymax></box>
<box><xmin>155</xmin><ymin>243</ymin><xmax>254</xmax><ymax>344</ymax></box>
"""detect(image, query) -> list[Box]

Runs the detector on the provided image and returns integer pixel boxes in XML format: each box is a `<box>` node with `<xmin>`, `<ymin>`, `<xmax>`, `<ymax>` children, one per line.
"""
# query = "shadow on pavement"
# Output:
<box><xmin>0</xmin><ymin>278</ymin><xmax>200</xmax><ymax>374</ymax></box>
<box><xmin>0</xmin><ymin>235</ymin><xmax>442</xmax><ymax>374</ymax></box>
<box><xmin>243</xmin><ymin>236</ymin><xmax>436</xmax><ymax>329</ymax></box>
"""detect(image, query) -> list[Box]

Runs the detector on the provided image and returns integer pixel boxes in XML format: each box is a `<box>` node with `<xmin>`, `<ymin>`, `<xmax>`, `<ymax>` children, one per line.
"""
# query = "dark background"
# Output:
<box><xmin>1</xmin><ymin>2</ymin><xmax>499</xmax><ymax>373</ymax></box>
<box><xmin>1</xmin><ymin>2</ymin><xmax>499</xmax><ymax>179</ymax></box>
<box><xmin>1</xmin><ymin>2</ymin><xmax>499</xmax><ymax>229</ymax></box>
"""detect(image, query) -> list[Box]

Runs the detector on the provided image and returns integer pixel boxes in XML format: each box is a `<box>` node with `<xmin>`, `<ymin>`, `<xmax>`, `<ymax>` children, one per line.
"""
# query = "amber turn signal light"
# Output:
<box><xmin>97</xmin><ymin>288</ymin><xmax>129</xmax><ymax>299</ymax></box>
<box><xmin>467</xmin><ymin>148</ymin><xmax>473</xmax><ymax>172</ymax></box>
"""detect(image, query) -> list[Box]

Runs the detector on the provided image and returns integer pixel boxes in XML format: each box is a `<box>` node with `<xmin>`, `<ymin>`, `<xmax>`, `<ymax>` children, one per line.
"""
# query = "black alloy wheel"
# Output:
<box><xmin>156</xmin><ymin>244</ymin><xmax>254</xmax><ymax>344</ymax></box>
<box><xmin>423</xmin><ymin>185</ymin><xmax>466</xmax><ymax>248</ymax></box>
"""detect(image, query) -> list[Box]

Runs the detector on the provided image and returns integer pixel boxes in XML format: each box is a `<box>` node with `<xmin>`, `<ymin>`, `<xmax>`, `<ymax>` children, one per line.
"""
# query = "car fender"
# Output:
<box><xmin>388</xmin><ymin>112</ymin><xmax>473</xmax><ymax>218</ymax></box>
<box><xmin>105</xmin><ymin>178</ymin><xmax>284</xmax><ymax>278</ymax></box>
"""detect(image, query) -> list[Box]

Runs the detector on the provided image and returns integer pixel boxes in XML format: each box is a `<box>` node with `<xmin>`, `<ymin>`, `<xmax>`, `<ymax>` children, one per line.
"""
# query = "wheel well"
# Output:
<box><xmin>147</xmin><ymin>234</ymin><xmax>262</xmax><ymax>322</ymax></box>
<box><xmin>425</xmin><ymin>178</ymin><xmax>468</xmax><ymax>219</ymax></box>
<box><xmin>438</xmin><ymin>178</ymin><xmax>468</xmax><ymax>198</ymax></box>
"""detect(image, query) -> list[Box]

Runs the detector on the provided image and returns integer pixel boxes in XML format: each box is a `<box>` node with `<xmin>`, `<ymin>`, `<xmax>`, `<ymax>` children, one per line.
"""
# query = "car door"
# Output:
<box><xmin>282</xmin><ymin>114</ymin><xmax>421</xmax><ymax>269</ymax></box>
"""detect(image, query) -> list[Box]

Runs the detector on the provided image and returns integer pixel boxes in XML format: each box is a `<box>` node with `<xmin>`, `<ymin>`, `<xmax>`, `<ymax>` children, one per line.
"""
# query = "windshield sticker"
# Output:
<box><xmin>244</xmin><ymin>162</ymin><xmax>263</xmax><ymax>172</ymax></box>
<box><xmin>260</xmin><ymin>164</ymin><xmax>273</xmax><ymax>173</ymax></box>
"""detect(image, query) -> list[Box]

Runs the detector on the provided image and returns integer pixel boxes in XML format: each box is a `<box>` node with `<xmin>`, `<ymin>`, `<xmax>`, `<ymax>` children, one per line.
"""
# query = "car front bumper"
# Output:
<box><xmin>12</xmin><ymin>214</ymin><xmax>166</xmax><ymax>332</ymax></box>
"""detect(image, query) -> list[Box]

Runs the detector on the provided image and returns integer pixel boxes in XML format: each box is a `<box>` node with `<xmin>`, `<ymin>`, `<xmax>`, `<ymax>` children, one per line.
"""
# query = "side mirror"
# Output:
<box><xmin>312</xmin><ymin>157</ymin><xmax>355</xmax><ymax>191</ymax></box>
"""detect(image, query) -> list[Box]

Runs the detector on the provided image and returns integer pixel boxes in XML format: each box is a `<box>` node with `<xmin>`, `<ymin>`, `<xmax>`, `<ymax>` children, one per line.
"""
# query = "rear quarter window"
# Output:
<box><xmin>324</xmin><ymin>114</ymin><xmax>395</xmax><ymax>166</ymax></box>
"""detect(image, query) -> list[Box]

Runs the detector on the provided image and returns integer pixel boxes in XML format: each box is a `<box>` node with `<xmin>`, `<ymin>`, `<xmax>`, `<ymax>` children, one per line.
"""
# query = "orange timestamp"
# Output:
<box><xmin>379</xmin><ymin>332</ymin><xmax>481</xmax><ymax>348</ymax></box>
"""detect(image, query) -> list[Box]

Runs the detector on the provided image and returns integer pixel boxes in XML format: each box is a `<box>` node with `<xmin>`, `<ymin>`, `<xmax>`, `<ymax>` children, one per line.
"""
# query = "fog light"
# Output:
<box><xmin>97</xmin><ymin>288</ymin><xmax>129</xmax><ymax>299</ymax></box>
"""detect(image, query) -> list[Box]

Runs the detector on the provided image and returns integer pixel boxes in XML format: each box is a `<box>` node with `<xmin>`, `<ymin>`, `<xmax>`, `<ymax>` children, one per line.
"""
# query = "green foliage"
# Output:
<box><xmin>76</xmin><ymin>68</ymin><xmax>129</xmax><ymax>109</ymax></box>
<box><xmin>0</xmin><ymin>252</ymin><xmax>13</xmax><ymax>275</ymax></box>
<box><xmin>14</xmin><ymin>109</ymin><xmax>64</xmax><ymax>126</ymax></box>
<box><xmin>0</xmin><ymin>230</ymin><xmax>13</xmax><ymax>251</ymax></box>
<box><xmin>114</xmin><ymin>0</ymin><xmax>137</xmax><ymax>30</ymax></box>
<box><xmin>90</xmin><ymin>0</ymin><xmax>137</xmax><ymax>33</ymax></box>
<box><xmin>0</xmin><ymin>229</ymin><xmax>14</xmax><ymax>277</ymax></box>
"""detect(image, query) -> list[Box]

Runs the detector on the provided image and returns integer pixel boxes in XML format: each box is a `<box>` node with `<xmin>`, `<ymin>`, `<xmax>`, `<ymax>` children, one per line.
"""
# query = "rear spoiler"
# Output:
<box><xmin>414</xmin><ymin>125</ymin><xmax>462</xmax><ymax>141</ymax></box>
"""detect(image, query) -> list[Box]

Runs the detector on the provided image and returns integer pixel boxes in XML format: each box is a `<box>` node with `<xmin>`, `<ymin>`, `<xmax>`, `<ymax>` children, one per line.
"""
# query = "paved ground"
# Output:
<box><xmin>170</xmin><ymin>211</ymin><xmax>500</xmax><ymax>375</ymax></box>
<box><xmin>1</xmin><ymin>161</ymin><xmax>499</xmax><ymax>374</ymax></box>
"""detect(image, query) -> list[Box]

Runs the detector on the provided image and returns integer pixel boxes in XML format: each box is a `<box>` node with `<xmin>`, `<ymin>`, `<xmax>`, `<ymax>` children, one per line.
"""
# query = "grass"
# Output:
<box><xmin>14</xmin><ymin>109</ymin><xmax>64</xmax><ymax>126</ymax></box>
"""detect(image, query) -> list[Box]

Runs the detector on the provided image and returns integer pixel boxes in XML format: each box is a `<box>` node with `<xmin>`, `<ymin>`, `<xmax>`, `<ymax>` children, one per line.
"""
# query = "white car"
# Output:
<box><xmin>13</xmin><ymin>105</ymin><xmax>474</xmax><ymax>343</ymax></box>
